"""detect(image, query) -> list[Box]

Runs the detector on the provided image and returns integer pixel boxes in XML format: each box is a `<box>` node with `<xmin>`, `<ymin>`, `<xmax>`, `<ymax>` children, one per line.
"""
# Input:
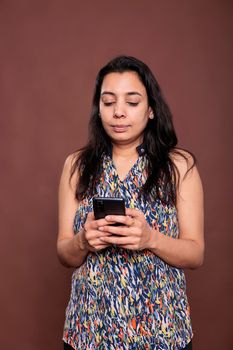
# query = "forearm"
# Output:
<box><xmin>148</xmin><ymin>230</ymin><xmax>204</xmax><ymax>269</ymax></box>
<box><xmin>57</xmin><ymin>231</ymin><xmax>89</xmax><ymax>268</ymax></box>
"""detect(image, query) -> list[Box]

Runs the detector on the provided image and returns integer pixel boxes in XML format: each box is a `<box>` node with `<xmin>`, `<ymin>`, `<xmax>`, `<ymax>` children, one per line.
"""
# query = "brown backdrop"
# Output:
<box><xmin>1</xmin><ymin>1</ymin><xmax>232</xmax><ymax>349</ymax></box>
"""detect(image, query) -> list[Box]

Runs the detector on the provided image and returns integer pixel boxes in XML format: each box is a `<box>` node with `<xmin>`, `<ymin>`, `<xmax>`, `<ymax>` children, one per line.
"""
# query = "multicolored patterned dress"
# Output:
<box><xmin>63</xmin><ymin>149</ymin><xmax>193</xmax><ymax>349</ymax></box>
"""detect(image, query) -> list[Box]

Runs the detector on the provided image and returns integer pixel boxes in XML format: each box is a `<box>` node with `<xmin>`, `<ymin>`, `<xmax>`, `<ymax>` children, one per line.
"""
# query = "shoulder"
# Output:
<box><xmin>170</xmin><ymin>148</ymin><xmax>196</xmax><ymax>183</ymax></box>
<box><xmin>61</xmin><ymin>151</ymin><xmax>80</xmax><ymax>189</ymax></box>
<box><xmin>63</xmin><ymin>152</ymin><xmax>78</xmax><ymax>171</ymax></box>
<box><xmin>170</xmin><ymin>149</ymin><xmax>203</xmax><ymax>208</ymax></box>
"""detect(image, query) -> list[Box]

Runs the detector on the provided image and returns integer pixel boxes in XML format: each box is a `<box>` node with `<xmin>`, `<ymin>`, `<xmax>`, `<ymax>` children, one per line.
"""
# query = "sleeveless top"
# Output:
<box><xmin>63</xmin><ymin>152</ymin><xmax>193</xmax><ymax>350</ymax></box>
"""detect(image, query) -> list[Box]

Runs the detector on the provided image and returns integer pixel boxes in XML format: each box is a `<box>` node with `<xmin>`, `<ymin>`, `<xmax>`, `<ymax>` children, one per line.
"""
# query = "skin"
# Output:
<box><xmin>57</xmin><ymin>71</ymin><xmax>204</xmax><ymax>269</ymax></box>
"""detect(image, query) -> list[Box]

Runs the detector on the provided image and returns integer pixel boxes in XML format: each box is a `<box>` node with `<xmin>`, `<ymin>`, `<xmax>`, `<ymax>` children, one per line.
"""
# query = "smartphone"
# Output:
<box><xmin>93</xmin><ymin>197</ymin><xmax>125</xmax><ymax>225</ymax></box>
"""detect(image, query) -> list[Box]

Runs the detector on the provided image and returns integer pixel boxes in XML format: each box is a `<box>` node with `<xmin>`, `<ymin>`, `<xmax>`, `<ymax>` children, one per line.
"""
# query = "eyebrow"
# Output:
<box><xmin>101</xmin><ymin>91</ymin><xmax>142</xmax><ymax>97</ymax></box>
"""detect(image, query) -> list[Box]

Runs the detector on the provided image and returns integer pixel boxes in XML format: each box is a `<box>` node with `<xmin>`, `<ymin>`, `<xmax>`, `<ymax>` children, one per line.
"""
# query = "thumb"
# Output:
<box><xmin>87</xmin><ymin>211</ymin><xmax>95</xmax><ymax>220</ymax></box>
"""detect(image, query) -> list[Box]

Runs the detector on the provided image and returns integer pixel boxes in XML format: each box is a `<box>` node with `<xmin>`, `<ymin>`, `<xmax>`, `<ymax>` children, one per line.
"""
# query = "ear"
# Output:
<box><xmin>148</xmin><ymin>107</ymin><xmax>154</xmax><ymax>120</ymax></box>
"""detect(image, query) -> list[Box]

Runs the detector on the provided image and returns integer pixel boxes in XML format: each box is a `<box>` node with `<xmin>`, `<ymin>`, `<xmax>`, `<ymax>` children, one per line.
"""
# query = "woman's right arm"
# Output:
<box><xmin>57</xmin><ymin>154</ymin><xmax>111</xmax><ymax>268</ymax></box>
<box><xmin>57</xmin><ymin>154</ymin><xmax>89</xmax><ymax>268</ymax></box>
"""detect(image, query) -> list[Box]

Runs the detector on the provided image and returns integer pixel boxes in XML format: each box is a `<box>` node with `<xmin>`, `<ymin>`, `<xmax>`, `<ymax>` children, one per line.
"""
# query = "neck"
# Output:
<box><xmin>112</xmin><ymin>139</ymin><xmax>142</xmax><ymax>159</ymax></box>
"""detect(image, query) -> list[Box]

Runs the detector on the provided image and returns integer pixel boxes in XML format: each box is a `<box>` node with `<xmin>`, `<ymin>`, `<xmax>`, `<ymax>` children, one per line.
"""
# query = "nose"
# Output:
<box><xmin>113</xmin><ymin>102</ymin><xmax>125</xmax><ymax>118</ymax></box>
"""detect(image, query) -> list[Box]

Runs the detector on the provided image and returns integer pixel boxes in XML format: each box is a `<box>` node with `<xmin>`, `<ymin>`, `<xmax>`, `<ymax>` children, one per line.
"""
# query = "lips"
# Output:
<box><xmin>111</xmin><ymin>125</ymin><xmax>129</xmax><ymax>132</ymax></box>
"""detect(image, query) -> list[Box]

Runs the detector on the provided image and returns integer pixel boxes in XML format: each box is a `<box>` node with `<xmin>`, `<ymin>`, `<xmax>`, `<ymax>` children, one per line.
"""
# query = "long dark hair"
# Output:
<box><xmin>71</xmin><ymin>55</ymin><xmax>195</xmax><ymax>204</ymax></box>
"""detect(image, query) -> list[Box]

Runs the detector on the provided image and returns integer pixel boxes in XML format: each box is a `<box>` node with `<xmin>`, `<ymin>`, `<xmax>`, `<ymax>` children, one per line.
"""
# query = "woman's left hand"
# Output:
<box><xmin>99</xmin><ymin>208</ymin><xmax>156</xmax><ymax>250</ymax></box>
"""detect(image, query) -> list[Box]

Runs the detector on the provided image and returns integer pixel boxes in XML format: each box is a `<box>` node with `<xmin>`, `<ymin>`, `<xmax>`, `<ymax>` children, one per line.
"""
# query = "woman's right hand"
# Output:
<box><xmin>77</xmin><ymin>212</ymin><xmax>112</xmax><ymax>252</ymax></box>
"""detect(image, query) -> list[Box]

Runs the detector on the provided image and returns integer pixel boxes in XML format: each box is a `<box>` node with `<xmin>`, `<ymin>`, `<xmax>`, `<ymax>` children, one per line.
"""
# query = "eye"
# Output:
<box><xmin>127</xmin><ymin>102</ymin><xmax>139</xmax><ymax>106</ymax></box>
<box><xmin>103</xmin><ymin>102</ymin><xmax>115</xmax><ymax>106</ymax></box>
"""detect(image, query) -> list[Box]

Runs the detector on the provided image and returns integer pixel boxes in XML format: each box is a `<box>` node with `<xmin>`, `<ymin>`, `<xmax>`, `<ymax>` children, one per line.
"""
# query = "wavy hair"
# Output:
<box><xmin>70</xmin><ymin>55</ymin><xmax>195</xmax><ymax>204</ymax></box>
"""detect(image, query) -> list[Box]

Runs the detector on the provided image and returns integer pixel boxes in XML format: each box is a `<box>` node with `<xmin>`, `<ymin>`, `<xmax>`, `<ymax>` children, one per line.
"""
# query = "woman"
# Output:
<box><xmin>57</xmin><ymin>56</ymin><xmax>204</xmax><ymax>350</ymax></box>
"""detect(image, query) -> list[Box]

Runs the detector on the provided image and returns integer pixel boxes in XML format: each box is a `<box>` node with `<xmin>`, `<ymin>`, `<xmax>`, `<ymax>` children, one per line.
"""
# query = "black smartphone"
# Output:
<box><xmin>93</xmin><ymin>197</ymin><xmax>125</xmax><ymax>225</ymax></box>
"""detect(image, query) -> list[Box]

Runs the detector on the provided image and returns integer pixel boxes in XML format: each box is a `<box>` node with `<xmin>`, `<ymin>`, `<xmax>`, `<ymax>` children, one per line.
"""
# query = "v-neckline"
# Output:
<box><xmin>111</xmin><ymin>156</ymin><xmax>141</xmax><ymax>183</ymax></box>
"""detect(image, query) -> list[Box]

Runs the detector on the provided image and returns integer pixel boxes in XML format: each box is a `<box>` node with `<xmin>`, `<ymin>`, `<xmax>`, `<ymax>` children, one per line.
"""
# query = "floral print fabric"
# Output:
<box><xmin>63</xmin><ymin>154</ymin><xmax>193</xmax><ymax>349</ymax></box>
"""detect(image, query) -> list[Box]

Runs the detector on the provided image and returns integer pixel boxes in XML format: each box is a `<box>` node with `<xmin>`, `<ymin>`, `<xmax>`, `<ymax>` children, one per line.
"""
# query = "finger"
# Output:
<box><xmin>99</xmin><ymin>224</ymin><xmax>131</xmax><ymax>236</ymax></box>
<box><xmin>95</xmin><ymin>218</ymin><xmax>117</xmax><ymax>227</ymax></box>
<box><xmin>86</xmin><ymin>218</ymin><xmax>110</xmax><ymax>231</ymax></box>
<box><xmin>100</xmin><ymin>235</ymin><xmax>135</xmax><ymax>245</ymax></box>
<box><xmin>86</xmin><ymin>211</ymin><xmax>95</xmax><ymax>220</ymax></box>
<box><xmin>86</xmin><ymin>229</ymin><xmax>111</xmax><ymax>240</ymax></box>
<box><xmin>118</xmin><ymin>244</ymin><xmax>139</xmax><ymax>250</ymax></box>
<box><xmin>105</xmin><ymin>215</ymin><xmax>133</xmax><ymax>226</ymax></box>
<box><xmin>89</xmin><ymin>238</ymin><xmax>110</xmax><ymax>247</ymax></box>
<box><xmin>87</xmin><ymin>212</ymin><xmax>118</xmax><ymax>227</ymax></box>
<box><xmin>125</xmin><ymin>208</ymin><xmax>142</xmax><ymax>218</ymax></box>
<box><xmin>94</xmin><ymin>242</ymin><xmax>111</xmax><ymax>249</ymax></box>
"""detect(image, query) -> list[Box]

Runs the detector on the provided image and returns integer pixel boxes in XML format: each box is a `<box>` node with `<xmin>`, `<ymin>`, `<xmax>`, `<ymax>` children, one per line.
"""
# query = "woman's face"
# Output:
<box><xmin>99</xmin><ymin>71</ymin><xmax>152</xmax><ymax>146</ymax></box>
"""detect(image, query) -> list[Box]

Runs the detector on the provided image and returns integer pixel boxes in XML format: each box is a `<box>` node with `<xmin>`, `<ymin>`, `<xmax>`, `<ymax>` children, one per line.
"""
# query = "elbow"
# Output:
<box><xmin>56</xmin><ymin>240</ymin><xmax>75</xmax><ymax>268</ymax></box>
<box><xmin>198</xmin><ymin>252</ymin><xmax>205</xmax><ymax>268</ymax></box>
<box><xmin>57</xmin><ymin>251</ymin><xmax>73</xmax><ymax>268</ymax></box>
<box><xmin>56</xmin><ymin>239</ymin><xmax>86</xmax><ymax>269</ymax></box>
<box><xmin>189</xmin><ymin>249</ymin><xmax>205</xmax><ymax>270</ymax></box>
<box><xmin>57</xmin><ymin>252</ymin><xmax>80</xmax><ymax>268</ymax></box>
<box><xmin>190</xmin><ymin>258</ymin><xmax>204</xmax><ymax>270</ymax></box>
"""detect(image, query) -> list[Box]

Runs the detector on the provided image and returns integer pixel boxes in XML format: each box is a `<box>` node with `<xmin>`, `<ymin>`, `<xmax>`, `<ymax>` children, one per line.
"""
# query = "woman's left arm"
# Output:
<box><xmin>148</xmin><ymin>155</ymin><xmax>204</xmax><ymax>269</ymax></box>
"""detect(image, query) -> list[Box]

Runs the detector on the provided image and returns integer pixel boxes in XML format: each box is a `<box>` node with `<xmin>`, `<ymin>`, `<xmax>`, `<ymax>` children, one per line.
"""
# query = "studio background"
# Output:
<box><xmin>0</xmin><ymin>1</ymin><xmax>232</xmax><ymax>349</ymax></box>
